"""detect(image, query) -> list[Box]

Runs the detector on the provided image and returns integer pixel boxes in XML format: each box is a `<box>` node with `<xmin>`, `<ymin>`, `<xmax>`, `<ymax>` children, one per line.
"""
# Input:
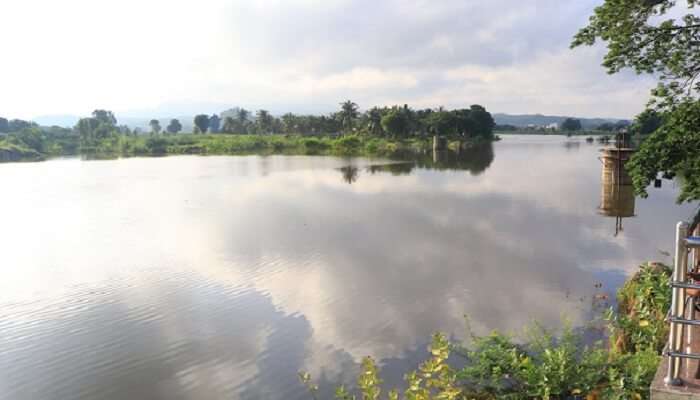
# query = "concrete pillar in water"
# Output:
<box><xmin>433</xmin><ymin>135</ymin><xmax>447</xmax><ymax>152</ymax></box>
<box><xmin>599</xmin><ymin>148</ymin><xmax>636</xmax><ymax>235</ymax></box>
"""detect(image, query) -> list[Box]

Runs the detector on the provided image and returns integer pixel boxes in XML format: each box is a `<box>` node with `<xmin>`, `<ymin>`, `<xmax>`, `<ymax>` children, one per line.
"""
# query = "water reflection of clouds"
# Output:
<box><xmin>0</xmin><ymin>139</ymin><xmax>694</xmax><ymax>400</ymax></box>
<box><xmin>217</xmin><ymin>171</ymin><xmax>618</xmax><ymax>356</ymax></box>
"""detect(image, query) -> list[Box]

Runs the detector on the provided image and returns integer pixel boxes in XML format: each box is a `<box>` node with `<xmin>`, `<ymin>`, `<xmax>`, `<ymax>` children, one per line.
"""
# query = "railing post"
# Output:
<box><xmin>666</xmin><ymin>221</ymin><xmax>689</xmax><ymax>385</ymax></box>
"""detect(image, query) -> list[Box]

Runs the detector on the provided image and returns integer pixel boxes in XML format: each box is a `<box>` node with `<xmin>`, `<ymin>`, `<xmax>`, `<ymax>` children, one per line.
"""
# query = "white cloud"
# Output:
<box><xmin>0</xmin><ymin>0</ymin><xmax>658</xmax><ymax>119</ymax></box>
<box><xmin>312</xmin><ymin>67</ymin><xmax>418</xmax><ymax>91</ymax></box>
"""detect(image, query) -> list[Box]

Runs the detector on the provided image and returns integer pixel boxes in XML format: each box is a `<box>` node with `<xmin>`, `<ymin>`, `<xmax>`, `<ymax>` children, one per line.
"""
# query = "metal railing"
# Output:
<box><xmin>665</xmin><ymin>221</ymin><xmax>700</xmax><ymax>385</ymax></box>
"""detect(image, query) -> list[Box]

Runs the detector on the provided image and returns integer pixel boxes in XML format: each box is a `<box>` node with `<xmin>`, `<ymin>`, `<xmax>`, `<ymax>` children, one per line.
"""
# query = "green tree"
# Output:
<box><xmin>339</xmin><ymin>100</ymin><xmax>359</xmax><ymax>132</ymax></box>
<box><xmin>222</xmin><ymin>117</ymin><xmax>236</xmax><ymax>133</ymax></box>
<box><xmin>74</xmin><ymin>111</ymin><xmax>117</xmax><ymax>145</ymax></box>
<box><xmin>366</xmin><ymin>107</ymin><xmax>384</xmax><ymax>136</ymax></box>
<box><xmin>561</xmin><ymin>118</ymin><xmax>582</xmax><ymax>132</ymax></box>
<box><xmin>627</xmin><ymin>101</ymin><xmax>700</xmax><ymax>202</ymax></box>
<box><xmin>236</xmin><ymin>108</ymin><xmax>250</xmax><ymax>124</ymax></box>
<box><xmin>75</xmin><ymin>117</ymin><xmax>101</xmax><ymax>142</ymax></box>
<box><xmin>8</xmin><ymin>127</ymin><xmax>45</xmax><ymax>152</ymax></box>
<box><xmin>119</xmin><ymin>125</ymin><xmax>132</xmax><ymax>135</ymax></box>
<box><xmin>281</xmin><ymin>113</ymin><xmax>297</xmax><ymax>134</ymax></box>
<box><xmin>166</xmin><ymin>119</ymin><xmax>182</xmax><ymax>134</ymax></box>
<box><xmin>633</xmin><ymin>109</ymin><xmax>663</xmax><ymax>136</ymax></box>
<box><xmin>0</xmin><ymin>117</ymin><xmax>9</xmax><ymax>133</ymax></box>
<box><xmin>255</xmin><ymin>109</ymin><xmax>273</xmax><ymax>134</ymax></box>
<box><xmin>425</xmin><ymin>110</ymin><xmax>456</xmax><ymax>136</ymax></box>
<box><xmin>236</xmin><ymin>108</ymin><xmax>251</xmax><ymax>134</ymax></box>
<box><xmin>149</xmin><ymin>119</ymin><xmax>162</xmax><ymax>135</ymax></box>
<box><xmin>209</xmin><ymin>114</ymin><xmax>221</xmax><ymax>133</ymax></box>
<box><xmin>194</xmin><ymin>114</ymin><xmax>210</xmax><ymax>134</ymax></box>
<box><xmin>572</xmin><ymin>0</ymin><xmax>699</xmax><ymax>109</ymax></box>
<box><xmin>573</xmin><ymin>0</ymin><xmax>700</xmax><ymax>203</ymax></box>
<box><xmin>380</xmin><ymin>108</ymin><xmax>410</xmax><ymax>138</ymax></box>
<box><xmin>8</xmin><ymin>119</ymin><xmax>33</xmax><ymax>132</ymax></box>
<box><xmin>467</xmin><ymin>104</ymin><xmax>495</xmax><ymax>138</ymax></box>
<box><xmin>92</xmin><ymin>110</ymin><xmax>117</xmax><ymax>126</ymax></box>
<box><xmin>597</xmin><ymin>122</ymin><xmax>617</xmax><ymax>131</ymax></box>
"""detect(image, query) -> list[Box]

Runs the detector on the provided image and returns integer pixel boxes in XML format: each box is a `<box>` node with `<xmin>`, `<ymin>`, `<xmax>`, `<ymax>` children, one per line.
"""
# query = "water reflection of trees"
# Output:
<box><xmin>366</xmin><ymin>162</ymin><xmax>415</xmax><ymax>176</ymax></box>
<box><xmin>418</xmin><ymin>142</ymin><xmax>494</xmax><ymax>175</ymax></box>
<box><xmin>563</xmin><ymin>141</ymin><xmax>581</xmax><ymax>151</ymax></box>
<box><xmin>363</xmin><ymin>142</ymin><xmax>495</xmax><ymax>179</ymax></box>
<box><xmin>339</xmin><ymin>166</ymin><xmax>360</xmax><ymax>184</ymax></box>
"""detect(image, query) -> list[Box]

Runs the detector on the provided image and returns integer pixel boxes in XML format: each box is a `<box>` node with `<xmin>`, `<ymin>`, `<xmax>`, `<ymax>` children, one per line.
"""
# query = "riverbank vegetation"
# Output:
<box><xmin>0</xmin><ymin>102</ymin><xmax>498</xmax><ymax>162</ymax></box>
<box><xmin>301</xmin><ymin>263</ymin><xmax>671</xmax><ymax>399</ymax></box>
<box><xmin>83</xmin><ymin>134</ymin><xmax>450</xmax><ymax>158</ymax></box>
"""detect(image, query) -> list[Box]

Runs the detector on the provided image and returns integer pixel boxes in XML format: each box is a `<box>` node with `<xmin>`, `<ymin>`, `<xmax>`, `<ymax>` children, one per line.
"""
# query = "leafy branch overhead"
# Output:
<box><xmin>572</xmin><ymin>0</ymin><xmax>700</xmax><ymax>107</ymax></box>
<box><xmin>572</xmin><ymin>0</ymin><xmax>700</xmax><ymax>203</ymax></box>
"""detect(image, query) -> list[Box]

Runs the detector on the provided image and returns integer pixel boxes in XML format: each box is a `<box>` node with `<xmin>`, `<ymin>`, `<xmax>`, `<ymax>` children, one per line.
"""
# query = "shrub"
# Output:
<box><xmin>302</xmin><ymin>137</ymin><xmax>329</xmax><ymax>154</ymax></box>
<box><xmin>333</xmin><ymin>135</ymin><xmax>362</xmax><ymax>155</ymax></box>
<box><xmin>364</xmin><ymin>138</ymin><xmax>383</xmax><ymax>154</ymax></box>
<box><xmin>145</xmin><ymin>137</ymin><xmax>168</xmax><ymax>154</ymax></box>
<box><xmin>301</xmin><ymin>333</ymin><xmax>460</xmax><ymax>400</ymax></box>
<box><xmin>608</xmin><ymin>262</ymin><xmax>671</xmax><ymax>354</ymax></box>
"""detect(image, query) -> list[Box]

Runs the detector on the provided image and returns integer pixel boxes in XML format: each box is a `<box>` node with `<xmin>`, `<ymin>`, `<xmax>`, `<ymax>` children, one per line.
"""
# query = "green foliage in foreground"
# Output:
<box><xmin>301</xmin><ymin>263</ymin><xmax>671</xmax><ymax>400</ymax></box>
<box><xmin>608</xmin><ymin>263</ymin><xmax>672</xmax><ymax>354</ymax></box>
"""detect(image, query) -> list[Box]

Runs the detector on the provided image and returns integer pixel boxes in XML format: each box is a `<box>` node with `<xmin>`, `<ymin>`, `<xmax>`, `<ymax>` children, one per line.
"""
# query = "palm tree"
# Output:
<box><xmin>256</xmin><ymin>110</ymin><xmax>273</xmax><ymax>134</ymax></box>
<box><xmin>236</xmin><ymin>108</ymin><xmax>250</xmax><ymax>124</ymax></box>
<box><xmin>222</xmin><ymin>117</ymin><xmax>235</xmax><ymax>133</ymax></box>
<box><xmin>367</xmin><ymin>107</ymin><xmax>384</xmax><ymax>136</ymax></box>
<box><xmin>281</xmin><ymin>113</ymin><xmax>297</xmax><ymax>134</ymax></box>
<box><xmin>339</xmin><ymin>100</ymin><xmax>359</xmax><ymax>133</ymax></box>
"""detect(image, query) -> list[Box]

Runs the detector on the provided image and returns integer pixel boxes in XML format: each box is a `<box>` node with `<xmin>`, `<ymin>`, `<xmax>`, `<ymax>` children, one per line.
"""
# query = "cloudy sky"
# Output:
<box><xmin>1</xmin><ymin>0</ymin><xmax>657</xmax><ymax>120</ymax></box>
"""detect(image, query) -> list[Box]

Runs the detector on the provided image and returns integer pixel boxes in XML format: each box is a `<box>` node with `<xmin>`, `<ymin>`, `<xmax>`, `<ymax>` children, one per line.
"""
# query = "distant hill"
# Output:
<box><xmin>493</xmin><ymin>113</ymin><xmax>629</xmax><ymax>129</ymax></box>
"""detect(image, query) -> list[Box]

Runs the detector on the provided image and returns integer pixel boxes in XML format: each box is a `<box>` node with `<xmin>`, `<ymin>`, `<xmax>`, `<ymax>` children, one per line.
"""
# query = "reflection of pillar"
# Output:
<box><xmin>599</xmin><ymin>148</ymin><xmax>636</xmax><ymax>235</ymax></box>
<box><xmin>599</xmin><ymin>179</ymin><xmax>635</xmax><ymax>217</ymax></box>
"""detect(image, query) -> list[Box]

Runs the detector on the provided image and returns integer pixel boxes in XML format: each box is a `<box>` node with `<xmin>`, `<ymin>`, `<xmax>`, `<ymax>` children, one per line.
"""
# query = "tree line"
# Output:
<box><xmin>494</xmin><ymin>115</ymin><xmax>663</xmax><ymax>135</ymax></box>
<box><xmin>143</xmin><ymin>101</ymin><xmax>497</xmax><ymax>139</ymax></box>
<box><xmin>6</xmin><ymin>101</ymin><xmax>496</xmax><ymax>147</ymax></box>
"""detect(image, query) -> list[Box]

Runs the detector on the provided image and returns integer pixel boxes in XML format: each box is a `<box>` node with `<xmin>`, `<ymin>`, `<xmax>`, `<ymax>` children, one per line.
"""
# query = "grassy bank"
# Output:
<box><xmin>0</xmin><ymin>142</ymin><xmax>44</xmax><ymax>162</ymax></box>
<box><xmin>0</xmin><ymin>133</ymin><xmax>496</xmax><ymax>162</ymax></box>
<box><xmin>114</xmin><ymin>134</ymin><xmax>435</xmax><ymax>158</ymax></box>
<box><xmin>302</xmin><ymin>263</ymin><xmax>671</xmax><ymax>400</ymax></box>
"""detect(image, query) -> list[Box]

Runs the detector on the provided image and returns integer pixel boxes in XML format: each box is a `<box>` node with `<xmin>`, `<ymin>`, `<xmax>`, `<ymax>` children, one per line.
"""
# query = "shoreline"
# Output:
<box><xmin>0</xmin><ymin>133</ymin><xmax>496</xmax><ymax>164</ymax></box>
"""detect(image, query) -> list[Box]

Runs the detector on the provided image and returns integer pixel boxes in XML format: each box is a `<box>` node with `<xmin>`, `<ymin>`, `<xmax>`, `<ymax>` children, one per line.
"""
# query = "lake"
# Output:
<box><xmin>0</xmin><ymin>135</ymin><xmax>693</xmax><ymax>400</ymax></box>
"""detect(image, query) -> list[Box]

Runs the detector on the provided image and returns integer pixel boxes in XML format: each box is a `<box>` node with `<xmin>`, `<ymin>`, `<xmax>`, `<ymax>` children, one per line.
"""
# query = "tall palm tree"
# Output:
<box><xmin>339</xmin><ymin>100</ymin><xmax>359</xmax><ymax>133</ymax></box>
<box><xmin>236</xmin><ymin>108</ymin><xmax>250</xmax><ymax>124</ymax></box>
<box><xmin>367</xmin><ymin>107</ymin><xmax>384</xmax><ymax>136</ymax></box>
<box><xmin>256</xmin><ymin>110</ymin><xmax>273</xmax><ymax>134</ymax></box>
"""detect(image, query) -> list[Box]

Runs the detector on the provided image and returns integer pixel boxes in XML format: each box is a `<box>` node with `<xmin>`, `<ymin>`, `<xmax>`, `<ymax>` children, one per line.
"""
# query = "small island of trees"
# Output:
<box><xmin>0</xmin><ymin>101</ymin><xmax>497</xmax><ymax>162</ymax></box>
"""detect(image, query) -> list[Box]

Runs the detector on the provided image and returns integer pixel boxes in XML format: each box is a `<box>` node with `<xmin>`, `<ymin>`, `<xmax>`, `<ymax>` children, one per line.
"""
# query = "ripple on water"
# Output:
<box><xmin>0</xmin><ymin>267</ymin><xmax>276</xmax><ymax>400</ymax></box>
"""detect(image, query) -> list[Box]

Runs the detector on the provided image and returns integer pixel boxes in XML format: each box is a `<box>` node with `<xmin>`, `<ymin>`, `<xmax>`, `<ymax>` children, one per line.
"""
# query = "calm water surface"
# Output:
<box><xmin>0</xmin><ymin>135</ymin><xmax>693</xmax><ymax>399</ymax></box>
